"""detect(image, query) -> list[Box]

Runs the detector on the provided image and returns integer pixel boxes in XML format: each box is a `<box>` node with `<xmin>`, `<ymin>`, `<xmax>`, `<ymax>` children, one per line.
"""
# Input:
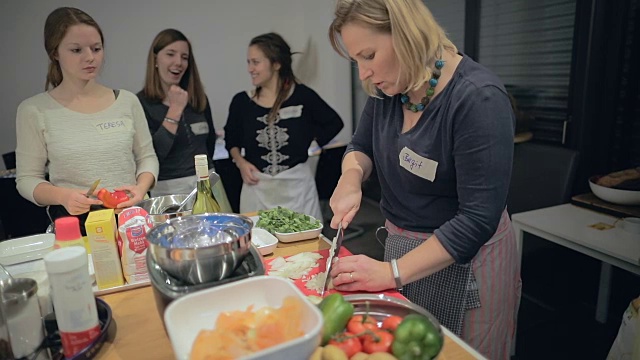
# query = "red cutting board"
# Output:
<box><xmin>265</xmin><ymin>247</ymin><xmax>406</xmax><ymax>301</ymax></box>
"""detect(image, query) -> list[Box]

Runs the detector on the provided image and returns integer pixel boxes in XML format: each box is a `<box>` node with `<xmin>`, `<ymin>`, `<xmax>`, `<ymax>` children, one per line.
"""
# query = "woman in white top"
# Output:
<box><xmin>15</xmin><ymin>7</ymin><xmax>158</xmax><ymax>233</ymax></box>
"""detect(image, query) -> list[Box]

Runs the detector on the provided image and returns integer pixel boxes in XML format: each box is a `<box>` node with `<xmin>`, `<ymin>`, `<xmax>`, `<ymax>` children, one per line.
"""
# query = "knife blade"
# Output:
<box><xmin>320</xmin><ymin>222</ymin><xmax>344</xmax><ymax>297</ymax></box>
<box><xmin>86</xmin><ymin>179</ymin><xmax>101</xmax><ymax>197</ymax></box>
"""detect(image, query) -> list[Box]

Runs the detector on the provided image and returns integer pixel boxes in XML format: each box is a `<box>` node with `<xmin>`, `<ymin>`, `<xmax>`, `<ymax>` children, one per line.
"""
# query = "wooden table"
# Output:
<box><xmin>97</xmin><ymin>237</ymin><xmax>483</xmax><ymax>359</ymax></box>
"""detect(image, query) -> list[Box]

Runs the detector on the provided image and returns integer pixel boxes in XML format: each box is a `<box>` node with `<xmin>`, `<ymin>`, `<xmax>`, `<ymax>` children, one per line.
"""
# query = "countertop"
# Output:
<box><xmin>97</xmin><ymin>237</ymin><xmax>483</xmax><ymax>359</ymax></box>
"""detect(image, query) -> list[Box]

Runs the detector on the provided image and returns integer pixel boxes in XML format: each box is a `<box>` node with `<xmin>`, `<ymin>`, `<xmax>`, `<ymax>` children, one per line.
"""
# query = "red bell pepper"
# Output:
<box><xmin>97</xmin><ymin>188</ymin><xmax>130</xmax><ymax>208</ymax></box>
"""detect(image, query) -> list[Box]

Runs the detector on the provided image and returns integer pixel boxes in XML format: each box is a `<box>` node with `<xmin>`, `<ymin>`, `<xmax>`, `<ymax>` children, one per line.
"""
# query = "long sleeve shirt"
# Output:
<box><xmin>16</xmin><ymin>89</ymin><xmax>159</xmax><ymax>204</ymax></box>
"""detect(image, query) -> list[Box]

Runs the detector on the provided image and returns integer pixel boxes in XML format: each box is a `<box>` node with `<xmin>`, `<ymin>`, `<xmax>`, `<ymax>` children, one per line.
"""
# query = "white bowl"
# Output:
<box><xmin>251</xmin><ymin>228</ymin><xmax>278</xmax><ymax>255</ymax></box>
<box><xmin>0</xmin><ymin>233</ymin><xmax>55</xmax><ymax>266</ymax></box>
<box><xmin>274</xmin><ymin>216</ymin><xmax>323</xmax><ymax>243</ymax></box>
<box><xmin>164</xmin><ymin>275</ymin><xmax>323</xmax><ymax>360</ymax></box>
<box><xmin>589</xmin><ymin>177</ymin><xmax>640</xmax><ymax>205</ymax></box>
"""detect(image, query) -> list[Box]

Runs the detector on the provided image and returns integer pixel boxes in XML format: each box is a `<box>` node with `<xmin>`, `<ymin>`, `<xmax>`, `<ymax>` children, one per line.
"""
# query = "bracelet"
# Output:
<box><xmin>391</xmin><ymin>259</ymin><xmax>403</xmax><ymax>291</ymax></box>
<box><xmin>164</xmin><ymin>117</ymin><xmax>179</xmax><ymax>125</ymax></box>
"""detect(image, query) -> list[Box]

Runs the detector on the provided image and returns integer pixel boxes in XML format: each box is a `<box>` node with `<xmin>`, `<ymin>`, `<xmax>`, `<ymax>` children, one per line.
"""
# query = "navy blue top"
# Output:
<box><xmin>347</xmin><ymin>55</ymin><xmax>515</xmax><ymax>263</ymax></box>
<box><xmin>224</xmin><ymin>84</ymin><xmax>343</xmax><ymax>176</ymax></box>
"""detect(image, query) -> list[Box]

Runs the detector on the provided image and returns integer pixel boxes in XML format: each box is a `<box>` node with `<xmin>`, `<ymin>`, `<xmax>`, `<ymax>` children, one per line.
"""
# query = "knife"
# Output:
<box><xmin>86</xmin><ymin>179</ymin><xmax>101</xmax><ymax>197</ymax></box>
<box><xmin>320</xmin><ymin>222</ymin><xmax>344</xmax><ymax>297</ymax></box>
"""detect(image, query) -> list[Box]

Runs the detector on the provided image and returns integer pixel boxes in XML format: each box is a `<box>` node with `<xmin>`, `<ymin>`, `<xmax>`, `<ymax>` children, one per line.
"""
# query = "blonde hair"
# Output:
<box><xmin>329</xmin><ymin>0</ymin><xmax>457</xmax><ymax>96</ymax></box>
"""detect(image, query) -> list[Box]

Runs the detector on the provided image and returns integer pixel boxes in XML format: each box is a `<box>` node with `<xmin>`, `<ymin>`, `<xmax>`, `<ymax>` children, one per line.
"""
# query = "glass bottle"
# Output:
<box><xmin>192</xmin><ymin>154</ymin><xmax>221</xmax><ymax>214</ymax></box>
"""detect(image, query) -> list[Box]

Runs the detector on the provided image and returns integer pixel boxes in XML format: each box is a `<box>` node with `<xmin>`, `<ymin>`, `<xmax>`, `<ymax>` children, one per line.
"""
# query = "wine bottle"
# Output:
<box><xmin>192</xmin><ymin>154</ymin><xmax>221</xmax><ymax>214</ymax></box>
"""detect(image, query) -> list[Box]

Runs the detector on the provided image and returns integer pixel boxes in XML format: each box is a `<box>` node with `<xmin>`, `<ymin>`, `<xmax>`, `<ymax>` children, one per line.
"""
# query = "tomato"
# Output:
<box><xmin>97</xmin><ymin>188</ymin><xmax>130</xmax><ymax>208</ymax></box>
<box><xmin>381</xmin><ymin>315</ymin><xmax>403</xmax><ymax>332</ymax></box>
<box><xmin>328</xmin><ymin>332</ymin><xmax>362</xmax><ymax>358</ymax></box>
<box><xmin>347</xmin><ymin>315</ymin><xmax>378</xmax><ymax>335</ymax></box>
<box><xmin>362</xmin><ymin>329</ymin><xmax>394</xmax><ymax>354</ymax></box>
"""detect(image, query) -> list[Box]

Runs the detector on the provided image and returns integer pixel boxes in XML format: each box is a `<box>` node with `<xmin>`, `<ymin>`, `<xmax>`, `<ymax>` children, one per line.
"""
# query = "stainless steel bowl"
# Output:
<box><xmin>145</xmin><ymin>213</ymin><xmax>253</xmax><ymax>284</ymax></box>
<box><xmin>136</xmin><ymin>194</ymin><xmax>195</xmax><ymax>228</ymax></box>
<box><xmin>343</xmin><ymin>294</ymin><xmax>444</xmax><ymax>358</ymax></box>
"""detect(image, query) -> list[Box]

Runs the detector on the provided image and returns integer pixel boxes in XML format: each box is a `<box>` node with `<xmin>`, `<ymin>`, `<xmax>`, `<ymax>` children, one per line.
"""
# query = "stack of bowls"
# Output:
<box><xmin>145</xmin><ymin>213</ymin><xmax>253</xmax><ymax>285</ymax></box>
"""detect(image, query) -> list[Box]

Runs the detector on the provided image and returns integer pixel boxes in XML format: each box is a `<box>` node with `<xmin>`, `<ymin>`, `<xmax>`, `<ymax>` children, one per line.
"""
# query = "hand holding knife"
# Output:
<box><xmin>320</xmin><ymin>222</ymin><xmax>344</xmax><ymax>297</ymax></box>
<box><xmin>86</xmin><ymin>179</ymin><xmax>101</xmax><ymax>197</ymax></box>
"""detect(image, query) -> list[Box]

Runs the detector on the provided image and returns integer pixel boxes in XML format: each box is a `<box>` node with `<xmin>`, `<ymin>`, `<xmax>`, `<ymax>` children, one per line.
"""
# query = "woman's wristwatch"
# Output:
<box><xmin>390</xmin><ymin>259</ymin><xmax>403</xmax><ymax>291</ymax></box>
<box><xmin>164</xmin><ymin>117</ymin><xmax>179</xmax><ymax>125</ymax></box>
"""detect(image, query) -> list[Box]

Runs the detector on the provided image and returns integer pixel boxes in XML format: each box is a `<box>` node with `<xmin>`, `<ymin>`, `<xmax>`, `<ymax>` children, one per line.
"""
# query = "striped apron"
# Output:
<box><xmin>383</xmin><ymin>210</ymin><xmax>521</xmax><ymax>360</ymax></box>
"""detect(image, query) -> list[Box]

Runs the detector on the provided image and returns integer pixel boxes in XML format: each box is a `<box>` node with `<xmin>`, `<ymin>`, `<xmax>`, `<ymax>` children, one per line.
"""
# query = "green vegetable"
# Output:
<box><xmin>256</xmin><ymin>206</ymin><xmax>322</xmax><ymax>234</ymax></box>
<box><xmin>392</xmin><ymin>314</ymin><xmax>443</xmax><ymax>360</ymax></box>
<box><xmin>318</xmin><ymin>293</ymin><xmax>354</xmax><ymax>345</ymax></box>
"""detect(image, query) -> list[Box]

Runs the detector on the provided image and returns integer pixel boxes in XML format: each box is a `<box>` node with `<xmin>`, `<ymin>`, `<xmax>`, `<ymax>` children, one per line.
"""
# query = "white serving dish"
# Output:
<box><xmin>274</xmin><ymin>216</ymin><xmax>323</xmax><ymax>243</ymax></box>
<box><xmin>589</xmin><ymin>177</ymin><xmax>640</xmax><ymax>205</ymax></box>
<box><xmin>0</xmin><ymin>233</ymin><xmax>55</xmax><ymax>265</ymax></box>
<box><xmin>251</xmin><ymin>228</ymin><xmax>278</xmax><ymax>255</ymax></box>
<box><xmin>164</xmin><ymin>275</ymin><xmax>322</xmax><ymax>360</ymax></box>
<box><xmin>249</xmin><ymin>215</ymin><xmax>259</xmax><ymax>228</ymax></box>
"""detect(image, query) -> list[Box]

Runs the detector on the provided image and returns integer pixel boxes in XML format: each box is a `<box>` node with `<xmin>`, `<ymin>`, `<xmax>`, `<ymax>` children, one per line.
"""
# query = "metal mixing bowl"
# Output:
<box><xmin>145</xmin><ymin>213</ymin><xmax>253</xmax><ymax>285</ymax></box>
<box><xmin>136</xmin><ymin>194</ymin><xmax>195</xmax><ymax>228</ymax></box>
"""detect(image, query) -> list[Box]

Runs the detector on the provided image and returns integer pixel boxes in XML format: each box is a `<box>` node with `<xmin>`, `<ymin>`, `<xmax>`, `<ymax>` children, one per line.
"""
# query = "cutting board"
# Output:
<box><xmin>264</xmin><ymin>247</ymin><xmax>406</xmax><ymax>300</ymax></box>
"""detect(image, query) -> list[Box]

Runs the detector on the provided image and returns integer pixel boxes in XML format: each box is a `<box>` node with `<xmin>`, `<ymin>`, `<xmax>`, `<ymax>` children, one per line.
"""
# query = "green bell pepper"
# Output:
<box><xmin>392</xmin><ymin>314</ymin><xmax>443</xmax><ymax>360</ymax></box>
<box><xmin>318</xmin><ymin>293</ymin><xmax>354</xmax><ymax>345</ymax></box>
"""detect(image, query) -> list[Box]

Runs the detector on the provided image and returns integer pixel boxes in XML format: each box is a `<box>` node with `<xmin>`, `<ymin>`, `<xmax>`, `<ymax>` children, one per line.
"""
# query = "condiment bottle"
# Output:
<box><xmin>192</xmin><ymin>154</ymin><xmax>222</xmax><ymax>214</ymax></box>
<box><xmin>2</xmin><ymin>278</ymin><xmax>47</xmax><ymax>360</ymax></box>
<box><xmin>53</xmin><ymin>217</ymin><xmax>86</xmax><ymax>249</ymax></box>
<box><xmin>44</xmin><ymin>247</ymin><xmax>100</xmax><ymax>358</ymax></box>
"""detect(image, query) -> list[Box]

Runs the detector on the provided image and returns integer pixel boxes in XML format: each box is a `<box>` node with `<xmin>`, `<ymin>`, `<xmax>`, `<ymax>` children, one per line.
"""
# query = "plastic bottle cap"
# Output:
<box><xmin>55</xmin><ymin>216</ymin><xmax>82</xmax><ymax>241</ymax></box>
<box><xmin>44</xmin><ymin>247</ymin><xmax>88</xmax><ymax>274</ymax></box>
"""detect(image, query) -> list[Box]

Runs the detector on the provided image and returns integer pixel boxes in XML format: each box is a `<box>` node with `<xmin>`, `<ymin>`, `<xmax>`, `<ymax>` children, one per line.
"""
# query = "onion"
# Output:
<box><xmin>268</xmin><ymin>252</ymin><xmax>323</xmax><ymax>280</ymax></box>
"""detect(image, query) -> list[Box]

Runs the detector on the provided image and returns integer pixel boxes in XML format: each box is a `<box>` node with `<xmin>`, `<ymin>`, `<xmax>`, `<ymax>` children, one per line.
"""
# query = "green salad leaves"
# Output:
<box><xmin>256</xmin><ymin>207</ymin><xmax>322</xmax><ymax>234</ymax></box>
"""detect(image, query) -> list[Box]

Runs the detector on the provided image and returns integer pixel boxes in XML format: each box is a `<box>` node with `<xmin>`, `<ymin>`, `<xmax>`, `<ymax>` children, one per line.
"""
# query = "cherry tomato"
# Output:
<box><xmin>362</xmin><ymin>329</ymin><xmax>394</xmax><ymax>354</ymax></box>
<box><xmin>97</xmin><ymin>188</ymin><xmax>129</xmax><ymax>208</ymax></box>
<box><xmin>347</xmin><ymin>315</ymin><xmax>378</xmax><ymax>335</ymax></box>
<box><xmin>381</xmin><ymin>315</ymin><xmax>403</xmax><ymax>332</ymax></box>
<box><xmin>328</xmin><ymin>332</ymin><xmax>362</xmax><ymax>358</ymax></box>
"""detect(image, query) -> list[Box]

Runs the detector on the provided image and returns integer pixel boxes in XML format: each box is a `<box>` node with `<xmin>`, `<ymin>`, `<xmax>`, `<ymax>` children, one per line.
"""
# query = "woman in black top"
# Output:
<box><xmin>137</xmin><ymin>29</ymin><xmax>216</xmax><ymax>196</ymax></box>
<box><xmin>224</xmin><ymin>33</ymin><xmax>343</xmax><ymax>220</ymax></box>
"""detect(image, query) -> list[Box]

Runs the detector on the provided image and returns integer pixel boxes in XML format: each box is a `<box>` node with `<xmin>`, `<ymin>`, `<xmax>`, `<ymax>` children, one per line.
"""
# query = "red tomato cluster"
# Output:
<box><xmin>328</xmin><ymin>315</ymin><xmax>403</xmax><ymax>358</ymax></box>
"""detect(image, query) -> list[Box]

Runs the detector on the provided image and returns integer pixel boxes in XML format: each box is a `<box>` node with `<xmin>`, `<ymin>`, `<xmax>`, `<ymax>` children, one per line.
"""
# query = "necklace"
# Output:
<box><xmin>400</xmin><ymin>59</ymin><xmax>445</xmax><ymax>112</ymax></box>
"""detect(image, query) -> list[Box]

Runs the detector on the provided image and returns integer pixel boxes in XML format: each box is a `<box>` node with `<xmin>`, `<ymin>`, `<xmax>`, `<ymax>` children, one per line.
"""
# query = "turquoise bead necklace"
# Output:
<box><xmin>401</xmin><ymin>59</ymin><xmax>445</xmax><ymax>112</ymax></box>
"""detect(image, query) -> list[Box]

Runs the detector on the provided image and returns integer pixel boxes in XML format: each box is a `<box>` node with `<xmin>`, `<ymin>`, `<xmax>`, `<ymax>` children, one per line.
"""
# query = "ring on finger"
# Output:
<box><xmin>349</xmin><ymin>272</ymin><xmax>354</xmax><ymax>282</ymax></box>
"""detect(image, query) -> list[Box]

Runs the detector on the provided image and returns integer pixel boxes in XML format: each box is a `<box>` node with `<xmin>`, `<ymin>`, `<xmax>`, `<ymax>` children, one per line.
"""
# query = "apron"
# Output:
<box><xmin>240</xmin><ymin>162</ymin><xmax>323</xmax><ymax>222</ymax></box>
<box><xmin>383</xmin><ymin>210</ymin><xmax>521</xmax><ymax>360</ymax></box>
<box><xmin>151</xmin><ymin>175</ymin><xmax>197</xmax><ymax>197</ymax></box>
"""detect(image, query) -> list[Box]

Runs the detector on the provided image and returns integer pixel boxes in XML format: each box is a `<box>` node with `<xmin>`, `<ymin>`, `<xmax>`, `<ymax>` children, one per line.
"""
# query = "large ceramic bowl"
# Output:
<box><xmin>136</xmin><ymin>194</ymin><xmax>195</xmax><ymax>228</ymax></box>
<box><xmin>145</xmin><ymin>213</ymin><xmax>253</xmax><ymax>284</ymax></box>
<box><xmin>589</xmin><ymin>176</ymin><xmax>640</xmax><ymax>205</ymax></box>
<box><xmin>164</xmin><ymin>276</ymin><xmax>322</xmax><ymax>360</ymax></box>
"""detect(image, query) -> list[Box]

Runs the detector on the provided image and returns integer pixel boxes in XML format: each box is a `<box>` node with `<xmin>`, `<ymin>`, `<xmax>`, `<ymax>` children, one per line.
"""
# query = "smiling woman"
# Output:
<box><xmin>137</xmin><ymin>29</ymin><xmax>217</xmax><ymax>197</ymax></box>
<box><xmin>14</xmin><ymin>7</ymin><xmax>158</xmax><ymax>235</ymax></box>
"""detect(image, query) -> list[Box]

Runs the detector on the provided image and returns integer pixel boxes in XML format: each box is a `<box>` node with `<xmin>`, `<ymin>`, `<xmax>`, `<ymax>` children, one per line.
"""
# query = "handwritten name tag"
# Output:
<box><xmin>278</xmin><ymin>105</ymin><xmax>303</xmax><ymax>119</ymax></box>
<box><xmin>398</xmin><ymin>146</ymin><xmax>438</xmax><ymax>181</ymax></box>
<box><xmin>93</xmin><ymin>119</ymin><xmax>129</xmax><ymax>134</ymax></box>
<box><xmin>190</xmin><ymin>122</ymin><xmax>209</xmax><ymax>135</ymax></box>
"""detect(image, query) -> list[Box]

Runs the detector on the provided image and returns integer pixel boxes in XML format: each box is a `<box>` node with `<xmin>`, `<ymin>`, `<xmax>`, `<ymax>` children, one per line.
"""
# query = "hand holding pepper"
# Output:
<box><xmin>96</xmin><ymin>188</ymin><xmax>130</xmax><ymax>209</ymax></box>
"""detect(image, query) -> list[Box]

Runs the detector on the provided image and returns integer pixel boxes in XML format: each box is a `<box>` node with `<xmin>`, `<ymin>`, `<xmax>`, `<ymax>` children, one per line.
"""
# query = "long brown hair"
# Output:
<box><xmin>141</xmin><ymin>29</ymin><xmax>207</xmax><ymax>113</ymax></box>
<box><xmin>44</xmin><ymin>7</ymin><xmax>104</xmax><ymax>90</ymax></box>
<box><xmin>249</xmin><ymin>33</ymin><xmax>298</xmax><ymax>122</ymax></box>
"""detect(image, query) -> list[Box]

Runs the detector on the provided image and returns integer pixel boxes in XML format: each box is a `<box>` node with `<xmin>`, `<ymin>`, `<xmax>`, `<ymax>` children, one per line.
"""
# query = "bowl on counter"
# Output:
<box><xmin>145</xmin><ymin>213</ymin><xmax>253</xmax><ymax>285</ymax></box>
<box><xmin>273</xmin><ymin>216</ymin><xmax>323</xmax><ymax>243</ymax></box>
<box><xmin>589</xmin><ymin>176</ymin><xmax>640</xmax><ymax>205</ymax></box>
<box><xmin>251</xmin><ymin>228</ymin><xmax>278</xmax><ymax>255</ymax></box>
<box><xmin>344</xmin><ymin>294</ymin><xmax>444</xmax><ymax>358</ymax></box>
<box><xmin>164</xmin><ymin>275</ymin><xmax>322</xmax><ymax>360</ymax></box>
<box><xmin>136</xmin><ymin>194</ymin><xmax>195</xmax><ymax>228</ymax></box>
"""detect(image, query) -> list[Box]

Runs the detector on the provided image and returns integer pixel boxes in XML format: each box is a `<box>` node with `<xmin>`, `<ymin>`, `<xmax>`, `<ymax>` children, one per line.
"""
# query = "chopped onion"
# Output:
<box><xmin>268</xmin><ymin>252</ymin><xmax>323</xmax><ymax>280</ymax></box>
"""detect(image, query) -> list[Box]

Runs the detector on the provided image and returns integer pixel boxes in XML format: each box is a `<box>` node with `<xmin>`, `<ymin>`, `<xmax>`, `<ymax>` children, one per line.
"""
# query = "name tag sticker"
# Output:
<box><xmin>399</xmin><ymin>146</ymin><xmax>438</xmax><ymax>181</ymax></box>
<box><xmin>93</xmin><ymin>119</ymin><xmax>129</xmax><ymax>135</ymax></box>
<box><xmin>278</xmin><ymin>105</ymin><xmax>303</xmax><ymax>119</ymax></box>
<box><xmin>190</xmin><ymin>122</ymin><xmax>209</xmax><ymax>135</ymax></box>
